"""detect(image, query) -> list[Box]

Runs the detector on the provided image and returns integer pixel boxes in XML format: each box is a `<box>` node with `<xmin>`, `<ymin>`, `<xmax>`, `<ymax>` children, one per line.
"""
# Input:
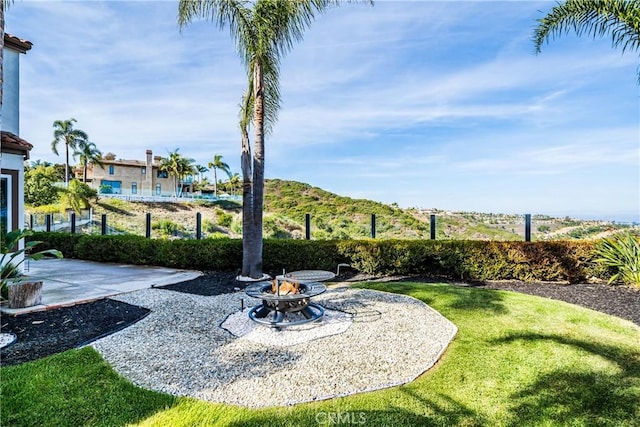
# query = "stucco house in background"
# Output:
<box><xmin>77</xmin><ymin>149</ymin><xmax>191</xmax><ymax>197</ymax></box>
<box><xmin>1</xmin><ymin>33</ymin><xmax>33</xmax><ymax>237</ymax></box>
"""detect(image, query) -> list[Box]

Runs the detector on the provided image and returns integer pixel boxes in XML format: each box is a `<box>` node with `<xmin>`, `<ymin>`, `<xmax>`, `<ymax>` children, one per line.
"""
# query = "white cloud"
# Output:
<box><xmin>6</xmin><ymin>0</ymin><xmax>639</xmax><ymax>220</ymax></box>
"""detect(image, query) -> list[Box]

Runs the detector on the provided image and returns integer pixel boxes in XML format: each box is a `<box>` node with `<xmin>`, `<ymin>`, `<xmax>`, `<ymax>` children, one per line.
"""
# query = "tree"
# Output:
<box><xmin>194</xmin><ymin>164</ymin><xmax>208</xmax><ymax>182</ymax></box>
<box><xmin>178</xmin><ymin>0</ymin><xmax>371</xmax><ymax>278</ymax></box>
<box><xmin>28</xmin><ymin>160</ymin><xmax>53</xmax><ymax>169</ymax></box>
<box><xmin>228</xmin><ymin>172</ymin><xmax>241</xmax><ymax>196</ymax></box>
<box><xmin>51</xmin><ymin>118</ymin><xmax>89</xmax><ymax>187</ymax></box>
<box><xmin>24</xmin><ymin>165</ymin><xmax>60</xmax><ymax>206</ymax></box>
<box><xmin>74</xmin><ymin>140</ymin><xmax>104</xmax><ymax>183</ymax></box>
<box><xmin>158</xmin><ymin>149</ymin><xmax>196</xmax><ymax>197</ymax></box>
<box><xmin>534</xmin><ymin>0</ymin><xmax>640</xmax><ymax>81</ymax></box>
<box><xmin>58</xmin><ymin>179</ymin><xmax>97</xmax><ymax>215</ymax></box>
<box><xmin>207</xmin><ymin>154</ymin><xmax>232</xmax><ymax>197</ymax></box>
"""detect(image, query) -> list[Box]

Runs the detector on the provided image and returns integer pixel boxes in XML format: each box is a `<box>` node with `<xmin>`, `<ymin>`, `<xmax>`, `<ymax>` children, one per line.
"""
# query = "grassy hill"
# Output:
<box><xmin>27</xmin><ymin>179</ymin><xmax>637</xmax><ymax>240</ymax></box>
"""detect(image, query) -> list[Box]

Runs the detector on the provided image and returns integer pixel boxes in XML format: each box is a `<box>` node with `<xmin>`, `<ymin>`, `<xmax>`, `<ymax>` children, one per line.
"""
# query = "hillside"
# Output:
<box><xmin>27</xmin><ymin>179</ymin><xmax>637</xmax><ymax>240</ymax></box>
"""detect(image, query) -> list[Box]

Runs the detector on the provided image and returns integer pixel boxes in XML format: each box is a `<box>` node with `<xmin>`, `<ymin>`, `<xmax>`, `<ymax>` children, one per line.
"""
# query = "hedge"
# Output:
<box><xmin>29</xmin><ymin>233</ymin><xmax>608</xmax><ymax>283</ymax></box>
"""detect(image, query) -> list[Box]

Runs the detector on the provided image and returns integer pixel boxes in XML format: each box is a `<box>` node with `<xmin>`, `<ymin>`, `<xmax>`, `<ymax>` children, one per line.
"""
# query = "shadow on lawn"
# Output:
<box><xmin>491</xmin><ymin>332</ymin><xmax>640</xmax><ymax>426</ymax></box>
<box><xmin>359</xmin><ymin>282</ymin><xmax>508</xmax><ymax>315</ymax></box>
<box><xmin>226</xmin><ymin>389</ymin><xmax>485</xmax><ymax>427</ymax></box>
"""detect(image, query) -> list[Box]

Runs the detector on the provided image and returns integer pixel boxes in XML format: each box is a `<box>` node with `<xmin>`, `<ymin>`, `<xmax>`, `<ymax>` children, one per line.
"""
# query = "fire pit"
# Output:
<box><xmin>245</xmin><ymin>270</ymin><xmax>334</xmax><ymax>329</ymax></box>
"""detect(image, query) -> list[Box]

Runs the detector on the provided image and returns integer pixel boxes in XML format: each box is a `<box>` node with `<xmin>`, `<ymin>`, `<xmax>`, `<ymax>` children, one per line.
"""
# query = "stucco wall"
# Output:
<box><xmin>1</xmin><ymin>48</ymin><xmax>20</xmax><ymax>135</ymax></box>
<box><xmin>89</xmin><ymin>163</ymin><xmax>173</xmax><ymax>196</ymax></box>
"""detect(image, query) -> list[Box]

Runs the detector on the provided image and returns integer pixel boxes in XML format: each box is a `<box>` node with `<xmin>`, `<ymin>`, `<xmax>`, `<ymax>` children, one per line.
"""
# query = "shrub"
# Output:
<box><xmin>595</xmin><ymin>232</ymin><xmax>640</xmax><ymax>287</ymax></box>
<box><xmin>215</xmin><ymin>210</ymin><xmax>233</xmax><ymax>228</ymax></box>
<box><xmin>335</xmin><ymin>239</ymin><xmax>599</xmax><ymax>283</ymax></box>
<box><xmin>151</xmin><ymin>219</ymin><xmax>183</xmax><ymax>237</ymax></box>
<box><xmin>24</xmin><ymin>165</ymin><xmax>60</xmax><ymax>206</ymax></box>
<box><xmin>28</xmin><ymin>233</ymin><xmax>609</xmax><ymax>283</ymax></box>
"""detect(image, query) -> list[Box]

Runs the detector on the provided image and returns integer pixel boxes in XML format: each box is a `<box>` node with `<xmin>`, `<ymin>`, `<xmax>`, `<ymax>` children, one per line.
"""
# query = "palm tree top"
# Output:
<box><xmin>534</xmin><ymin>0</ymin><xmax>640</xmax><ymax>55</ymax></box>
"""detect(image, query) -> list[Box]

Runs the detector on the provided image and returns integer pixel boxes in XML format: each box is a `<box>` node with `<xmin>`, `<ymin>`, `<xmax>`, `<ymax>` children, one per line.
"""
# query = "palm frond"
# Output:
<box><xmin>533</xmin><ymin>0</ymin><xmax>640</xmax><ymax>83</ymax></box>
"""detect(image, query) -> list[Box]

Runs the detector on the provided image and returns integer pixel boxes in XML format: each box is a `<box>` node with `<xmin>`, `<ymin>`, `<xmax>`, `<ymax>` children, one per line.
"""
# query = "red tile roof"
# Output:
<box><xmin>1</xmin><ymin>131</ymin><xmax>33</xmax><ymax>159</ymax></box>
<box><xmin>4</xmin><ymin>33</ymin><xmax>32</xmax><ymax>53</ymax></box>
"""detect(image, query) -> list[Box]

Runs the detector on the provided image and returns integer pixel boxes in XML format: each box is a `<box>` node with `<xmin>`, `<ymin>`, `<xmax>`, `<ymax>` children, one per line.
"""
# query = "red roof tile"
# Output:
<box><xmin>1</xmin><ymin>131</ymin><xmax>33</xmax><ymax>159</ymax></box>
<box><xmin>4</xmin><ymin>33</ymin><xmax>32</xmax><ymax>53</ymax></box>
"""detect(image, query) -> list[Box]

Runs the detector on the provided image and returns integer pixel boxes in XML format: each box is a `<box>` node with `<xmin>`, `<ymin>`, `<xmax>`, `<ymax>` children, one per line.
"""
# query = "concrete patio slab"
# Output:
<box><xmin>1</xmin><ymin>258</ymin><xmax>202</xmax><ymax>315</ymax></box>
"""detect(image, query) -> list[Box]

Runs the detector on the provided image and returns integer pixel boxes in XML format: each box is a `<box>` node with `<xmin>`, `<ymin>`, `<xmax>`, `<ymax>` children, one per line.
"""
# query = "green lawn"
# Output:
<box><xmin>2</xmin><ymin>283</ymin><xmax>639</xmax><ymax>426</ymax></box>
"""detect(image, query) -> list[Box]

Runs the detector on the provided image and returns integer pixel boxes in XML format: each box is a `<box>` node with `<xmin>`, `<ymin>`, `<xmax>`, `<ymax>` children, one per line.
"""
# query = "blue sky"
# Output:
<box><xmin>7</xmin><ymin>1</ymin><xmax>639</xmax><ymax>222</ymax></box>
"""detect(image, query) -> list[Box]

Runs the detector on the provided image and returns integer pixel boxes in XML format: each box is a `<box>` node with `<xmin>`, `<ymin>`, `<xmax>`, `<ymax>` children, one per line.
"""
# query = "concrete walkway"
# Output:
<box><xmin>1</xmin><ymin>258</ymin><xmax>202</xmax><ymax>315</ymax></box>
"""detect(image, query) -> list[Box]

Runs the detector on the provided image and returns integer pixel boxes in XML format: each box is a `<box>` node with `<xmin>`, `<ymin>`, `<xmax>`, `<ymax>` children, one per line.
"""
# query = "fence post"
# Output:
<box><xmin>101</xmin><ymin>214</ymin><xmax>107</xmax><ymax>235</ymax></box>
<box><xmin>430</xmin><ymin>214</ymin><xmax>436</xmax><ymax>240</ymax></box>
<box><xmin>525</xmin><ymin>213</ymin><xmax>531</xmax><ymax>242</ymax></box>
<box><xmin>70</xmin><ymin>212</ymin><xmax>76</xmax><ymax>234</ymax></box>
<box><xmin>146</xmin><ymin>213</ymin><xmax>151</xmax><ymax>238</ymax></box>
<box><xmin>305</xmin><ymin>213</ymin><xmax>311</xmax><ymax>240</ymax></box>
<box><xmin>29</xmin><ymin>214</ymin><xmax>34</xmax><ymax>230</ymax></box>
<box><xmin>371</xmin><ymin>213</ymin><xmax>376</xmax><ymax>238</ymax></box>
<box><xmin>196</xmin><ymin>212</ymin><xmax>202</xmax><ymax>240</ymax></box>
<box><xmin>45</xmin><ymin>214</ymin><xmax>51</xmax><ymax>232</ymax></box>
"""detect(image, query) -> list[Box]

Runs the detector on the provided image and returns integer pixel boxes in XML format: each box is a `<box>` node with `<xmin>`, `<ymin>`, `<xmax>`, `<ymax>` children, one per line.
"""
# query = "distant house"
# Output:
<box><xmin>1</xmin><ymin>34</ymin><xmax>33</xmax><ymax>237</ymax></box>
<box><xmin>79</xmin><ymin>150</ymin><xmax>192</xmax><ymax>197</ymax></box>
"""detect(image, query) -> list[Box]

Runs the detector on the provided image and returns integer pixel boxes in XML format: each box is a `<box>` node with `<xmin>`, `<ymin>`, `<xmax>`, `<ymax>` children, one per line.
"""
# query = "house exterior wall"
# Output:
<box><xmin>1</xmin><ymin>35</ymin><xmax>32</xmax><ymax>243</ymax></box>
<box><xmin>86</xmin><ymin>153</ymin><xmax>173</xmax><ymax>196</ymax></box>
<box><xmin>1</xmin><ymin>48</ymin><xmax>20</xmax><ymax>135</ymax></box>
<box><xmin>0</xmin><ymin>35</ymin><xmax>32</xmax><ymax>272</ymax></box>
<box><xmin>1</xmin><ymin>153</ymin><xmax>24</xmax><ymax>231</ymax></box>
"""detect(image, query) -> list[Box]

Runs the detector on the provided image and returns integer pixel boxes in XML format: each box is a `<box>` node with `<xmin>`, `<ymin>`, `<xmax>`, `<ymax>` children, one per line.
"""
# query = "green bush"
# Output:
<box><xmin>29</xmin><ymin>233</ymin><xmax>609</xmax><ymax>283</ymax></box>
<box><xmin>215</xmin><ymin>210</ymin><xmax>233</xmax><ymax>228</ymax></box>
<box><xmin>263</xmin><ymin>239</ymin><xmax>347</xmax><ymax>272</ymax></box>
<box><xmin>29</xmin><ymin>232</ymin><xmax>83</xmax><ymax>258</ymax></box>
<box><xmin>151</xmin><ymin>219</ymin><xmax>183</xmax><ymax>236</ymax></box>
<box><xmin>595</xmin><ymin>232</ymin><xmax>640</xmax><ymax>287</ymax></box>
<box><xmin>336</xmin><ymin>239</ymin><xmax>600</xmax><ymax>283</ymax></box>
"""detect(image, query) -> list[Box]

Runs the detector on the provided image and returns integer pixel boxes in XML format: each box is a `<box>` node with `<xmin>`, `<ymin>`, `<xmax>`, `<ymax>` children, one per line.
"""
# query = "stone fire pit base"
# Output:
<box><xmin>92</xmin><ymin>287</ymin><xmax>457</xmax><ymax>408</ymax></box>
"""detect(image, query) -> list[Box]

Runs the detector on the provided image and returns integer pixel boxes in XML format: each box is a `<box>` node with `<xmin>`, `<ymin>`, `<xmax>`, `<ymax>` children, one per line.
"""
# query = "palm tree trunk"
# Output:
<box><xmin>249</xmin><ymin>61</ymin><xmax>265</xmax><ymax>278</ymax></box>
<box><xmin>214</xmin><ymin>168</ymin><xmax>218</xmax><ymax>197</ymax></box>
<box><xmin>241</xmin><ymin>126</ymin><xmax>253</xmax><ymax>277</ymax></box>
<box><xmin>83</xmin><ymin>161</ymin><xmax>87</xmax><ymax>183</ymax></box>
<box><xmin>65</xmin><ymin>142</ymin><xmax>70</xmax><ymax>187</ymax></box>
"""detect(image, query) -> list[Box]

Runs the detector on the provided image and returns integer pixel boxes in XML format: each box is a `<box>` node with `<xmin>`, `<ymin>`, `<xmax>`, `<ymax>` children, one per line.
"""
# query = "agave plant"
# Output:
<box><xmin>1</xmin><ymin>229</ymin><xmax>63</xmax><ymax>300</ymax></box>
<box><xmin>595</xmin><ymin>231</ymin><xmax>640</xmax><ymax>287</ymax></box>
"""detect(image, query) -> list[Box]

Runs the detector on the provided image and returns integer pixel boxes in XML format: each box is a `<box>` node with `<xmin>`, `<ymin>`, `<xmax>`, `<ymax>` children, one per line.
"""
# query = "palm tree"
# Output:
<box><xmin>58</xmin><ymin>179</ymin><xmax>97</xmax><ymax>215</ymax></box>
<box><xmin>534</xmin><ymin>0</ymin><xmax>640</xmax><ymax>81</ymax></box>
<box><xmin>159</xmin><ymin>149</ymin><xmax>196</xmax><ymax>197</ymax></box>
<box><xmin>194</xmin><ymin>164</ymin><xmax>208</xmax><ymax>183</ymax></box>
<box><xmin>74</xmin><ymin>140</ymin><xmax>103</xmax><ymax>183</ymax></box>
<box><xmin>179</xmin><ymin>0</ymin><xmax>370</xmax><ymax>278</ymax></box>
<box><xmin>207</xmin><ymin>154</ymin><xmax>232</xmax><ymax>197</ymax></box>
<box><xmin>51</xmin><ymin>118</ymin><xmax>89</xmax><ymax>187</ymax></box>
<box><xmin>228</xmin><ymin>173</ymin><xmax>241</xmax><ymax>196</ymax></box>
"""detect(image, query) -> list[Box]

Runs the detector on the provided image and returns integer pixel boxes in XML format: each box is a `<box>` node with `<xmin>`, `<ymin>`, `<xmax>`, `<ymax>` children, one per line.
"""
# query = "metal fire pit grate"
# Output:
<box><xmin>245</xmin><ymin>279</ymin><xmax>327</xmax><ymax>329</ymax></box>
<box><xmin>277</xmin><ymin>270</ymin><xmax>336</xmax><ymax>282</ymax></box>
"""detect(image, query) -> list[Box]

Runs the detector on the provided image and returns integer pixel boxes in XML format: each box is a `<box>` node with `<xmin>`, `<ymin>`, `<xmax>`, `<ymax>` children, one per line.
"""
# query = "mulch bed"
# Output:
<box><xmin>1</xmin><ymin>299</ymin><xmax>150</xmax><ymax>366</ymax></box>
<box><xmin>1</xmin><ymin>272</ymin><xmax>638</xmax><ymax>367</ymax></box>
<box><xmin>467</xmin><ymin>280</ymin><xmax>640</xmax><ymax>326</ymax></box>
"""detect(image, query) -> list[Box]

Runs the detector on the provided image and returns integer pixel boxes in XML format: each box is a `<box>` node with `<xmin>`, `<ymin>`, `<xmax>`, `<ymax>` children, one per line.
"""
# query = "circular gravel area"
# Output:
<box><xmin>91</xmin><ymin>287</ymin><xmax>457</xmax><ymax>408</ymax></box>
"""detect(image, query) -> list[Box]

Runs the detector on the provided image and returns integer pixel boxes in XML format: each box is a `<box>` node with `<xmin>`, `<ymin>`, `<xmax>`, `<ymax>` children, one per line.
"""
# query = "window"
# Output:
<box><xmin>109</xmin><ymin>165</ymin><xmax>115</xmax><ymax>175</ymax></box>
<box><xmin>0</xmin><ymin>176</ymin><xmax>10</xmax><ymax>236</ymax></box>
<box><xmin>157</xmin><ymin>170</ymin><xmax>168</xmax><ymax>179</ymax></box>
<box><xmin>132</xmin><ymin>182</ymin><xmax>137</xmax><ymax>195</ymax></box>
<box><xmin>100</xmin><ymin>180</ymin><xmax>122</xmax><ymax>194</ymax></box>
<box><xmin>155</xmin><ymin>184</ymin><xmax>161</xmax><ymax>195</ymax></box>
<box><xmin>141</xmin><ymin>167</ymin><xmax>146</xmax><ymax>175</ymax></box>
